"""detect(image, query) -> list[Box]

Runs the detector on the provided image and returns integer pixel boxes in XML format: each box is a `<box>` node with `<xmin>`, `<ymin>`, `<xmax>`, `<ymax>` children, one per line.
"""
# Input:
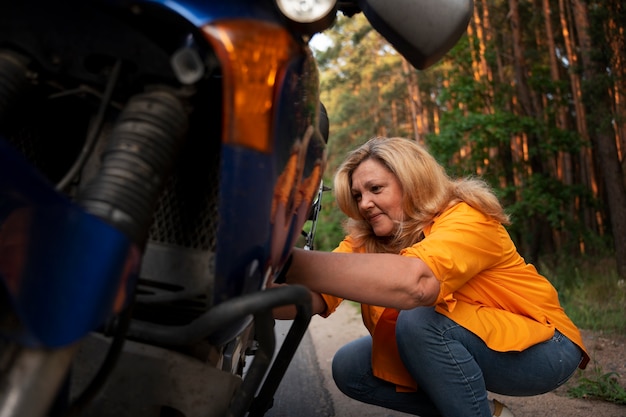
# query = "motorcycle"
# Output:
<box><xmin>0</xmin><ymin>0</ymin><xmax>472</xmax><ymax>416</ymax></box>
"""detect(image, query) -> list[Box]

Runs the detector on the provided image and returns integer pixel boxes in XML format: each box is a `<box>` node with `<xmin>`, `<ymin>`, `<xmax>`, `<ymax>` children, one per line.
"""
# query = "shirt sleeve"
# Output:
<box><xmin>400</xmin><ymin>203</ymin><xmax>506</xmax><ymax>311</ymax></box>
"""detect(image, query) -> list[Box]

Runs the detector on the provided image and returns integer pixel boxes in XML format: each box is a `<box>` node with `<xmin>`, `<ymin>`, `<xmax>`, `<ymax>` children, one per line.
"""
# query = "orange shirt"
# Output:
<box><xmin>320</xmin><ymin>202</ymin><xmax>590</xmax><ymax>391</ymax></box>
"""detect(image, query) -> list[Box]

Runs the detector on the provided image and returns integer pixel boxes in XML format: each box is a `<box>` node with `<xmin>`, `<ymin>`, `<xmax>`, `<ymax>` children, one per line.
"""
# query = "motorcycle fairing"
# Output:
<box><xmin>141</xmin><ymin>0</ymin><xmax>283</xmax><ymax>27</ymax></box>
<box><xmin>0</xmin><ymin>139</ymin><xmax>140</xmax><ymax>348</ymax></box>
<box><xmin>203</xmin><ymin>18</ymin><xmax>325</xmax><ymax>307</ymax></box>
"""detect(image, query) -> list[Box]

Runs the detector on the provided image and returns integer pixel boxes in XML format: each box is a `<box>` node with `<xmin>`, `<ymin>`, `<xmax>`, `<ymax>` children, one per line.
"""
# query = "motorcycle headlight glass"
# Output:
<box><xmin>275</xmin><ymin>0</ymin><xmax>336</xmax><ymax>35</ymax></box>
<box><xmin>276</xmin><ymin>0</ymin><xmax>335</xmax><ymax>23</ymax></box>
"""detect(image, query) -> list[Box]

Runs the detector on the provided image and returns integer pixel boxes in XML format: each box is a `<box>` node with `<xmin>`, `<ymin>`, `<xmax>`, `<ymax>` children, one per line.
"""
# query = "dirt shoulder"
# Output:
<box><xmin>308</xmin><ymin>302</ymin><xmax>626</xmax><ymax>417</ymax></box>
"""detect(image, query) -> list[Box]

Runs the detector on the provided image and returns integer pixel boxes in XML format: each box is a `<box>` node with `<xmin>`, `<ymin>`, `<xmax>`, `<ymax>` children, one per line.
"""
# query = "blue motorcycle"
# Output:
<box><xmin>0</xmin><ymin>1</ymin><xmax>471</xmax><ymax>416</ymax></box>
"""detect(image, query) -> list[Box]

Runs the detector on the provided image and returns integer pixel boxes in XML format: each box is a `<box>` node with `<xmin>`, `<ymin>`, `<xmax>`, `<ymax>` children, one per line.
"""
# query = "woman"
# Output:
<box><xmin>280</xmin><ymin>136</ymin><xmax>589</xmax><ymax>417</ymax></box>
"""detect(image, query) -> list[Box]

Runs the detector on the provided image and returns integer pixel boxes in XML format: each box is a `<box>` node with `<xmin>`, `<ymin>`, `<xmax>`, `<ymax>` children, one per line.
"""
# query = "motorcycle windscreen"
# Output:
<box><xmin>358</xmin><ymin>0</ymin><xmax>474</xmax><ymax>69</ymax></box>
<box><xmin>0</xmin><ymin>138</ymin><xmax>139</xmax><ymax>348</ymax></box>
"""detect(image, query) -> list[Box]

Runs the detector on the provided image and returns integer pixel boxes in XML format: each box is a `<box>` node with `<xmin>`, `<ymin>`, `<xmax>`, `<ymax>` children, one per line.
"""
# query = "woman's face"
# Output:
<box><xmin>351</xmin><ymin>158</ymin><xmax>404</xmax><ymax>237</ymax></box>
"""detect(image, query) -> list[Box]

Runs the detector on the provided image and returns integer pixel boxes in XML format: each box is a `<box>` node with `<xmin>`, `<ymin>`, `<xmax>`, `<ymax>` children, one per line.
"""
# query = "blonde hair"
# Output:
<box><xmin>333</xmin><ymin>137</ymin><xmax>510</xmax><ymax>253</ymax></box>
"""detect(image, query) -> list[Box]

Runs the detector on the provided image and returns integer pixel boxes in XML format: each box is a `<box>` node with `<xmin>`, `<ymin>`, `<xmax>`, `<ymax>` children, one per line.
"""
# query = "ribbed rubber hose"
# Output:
<box><xmin>78</xmin><ymin>90</ymin><xmax>188</xmax><ymax>246</ymax></box>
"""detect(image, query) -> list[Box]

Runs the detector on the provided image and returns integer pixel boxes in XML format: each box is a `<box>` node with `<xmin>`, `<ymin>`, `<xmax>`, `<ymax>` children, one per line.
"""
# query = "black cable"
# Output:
<box><xmin>55</xmin><ymin>59</ymin><xmax>122</xmax><ymax>193</ymax></box>
<box><xmin>62</xmin><ymin>300</ymin><xmax>135</xmax><ymax>417</ymax></box>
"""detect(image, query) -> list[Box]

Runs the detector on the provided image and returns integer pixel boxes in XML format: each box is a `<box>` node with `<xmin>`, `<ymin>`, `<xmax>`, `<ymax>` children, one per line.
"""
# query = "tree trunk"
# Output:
<box><xmin>538</xmin><ymin>0</ymin><xmax>571</xmax><ymax>252</ymax></box>
<box><xmin>509</xmin><ymin>0</ymin><xmax>554</xmax><ymax>261</ymax></box>
<box><xmin>544</xmin><ymin>0</ymin><xmax>572</xmax><ymax>180</ymax></box>
<box><xmin>604</xmin><ymin>3</ymin><xmax>626</xmax><ymax>169</ymax></box>
<box><xmin>572</xmin><ymin>0</ymin><xmax>626</xmax><ymax>278</ymax></box>
<box><xmin>559</xmin><ymin>0</ymin><xmax>603</xmax><ymax>241</ymax></box>
<box><xmin>402</xmin><ymin>58</ymin><xmax>420</xmax><ymax>142</ymax></box>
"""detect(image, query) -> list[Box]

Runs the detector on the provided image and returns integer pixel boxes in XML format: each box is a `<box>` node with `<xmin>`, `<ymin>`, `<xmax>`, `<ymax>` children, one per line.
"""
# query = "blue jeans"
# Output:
<box><xmin>332</xmin><ymin>307</ymin><xmax>583</xmax><ymax>417</ymax></box>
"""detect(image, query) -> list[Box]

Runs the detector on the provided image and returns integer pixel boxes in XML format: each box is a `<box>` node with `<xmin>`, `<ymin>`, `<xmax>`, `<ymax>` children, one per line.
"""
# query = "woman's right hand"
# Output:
<box><xmin>268</xmin><ymin>281</ymin><xmax>327</xmax><ymax>319</ymax></box>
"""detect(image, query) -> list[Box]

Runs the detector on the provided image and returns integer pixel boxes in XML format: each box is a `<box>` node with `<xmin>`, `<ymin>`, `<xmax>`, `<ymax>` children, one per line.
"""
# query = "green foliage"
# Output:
<box><xmin>505</xmin><ymin>174</ymin><xmax>594</xmax><ymax>229</ymax></box>
<box><xmin>539</xmin><ymin>251</ymin><xmax>626</xmax><ymax>335</ymax></box>
<box><xmin>310</xmin><ymin>0</ymin><xmax>626</xmax><ymax>349</ymax></box>
<box><xmin>427</xmin><ymin>110</ymin><xmax>521</xmax><ymax>166</ymax></box>
<box><xmin>313</xmin><ymin>190</ymin><xmax>347</xmax><ymax>252</ymax></box>
<box><xmin>567</xmin><ymin>367</ymin><xmax>626</xmax><ymax>405</ymax></box>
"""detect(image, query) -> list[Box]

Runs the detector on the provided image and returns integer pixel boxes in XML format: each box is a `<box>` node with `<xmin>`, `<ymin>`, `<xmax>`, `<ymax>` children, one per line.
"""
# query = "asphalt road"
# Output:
<box><xmin>262</xmin><ymin>307</ymin><xmax>415</xmax><ymax>417</ymax></box>
<box><xmin>264</xmin><ymin>321</ymin><xmax>334</xmax><ymax>417</ymax></box>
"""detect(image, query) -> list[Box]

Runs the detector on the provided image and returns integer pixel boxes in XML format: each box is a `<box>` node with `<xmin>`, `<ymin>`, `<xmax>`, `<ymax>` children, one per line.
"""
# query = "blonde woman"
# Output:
<box><xmin>281</xmin><ymin>137</ymin><xmax>589</xmax><ymax>417</ymax></box>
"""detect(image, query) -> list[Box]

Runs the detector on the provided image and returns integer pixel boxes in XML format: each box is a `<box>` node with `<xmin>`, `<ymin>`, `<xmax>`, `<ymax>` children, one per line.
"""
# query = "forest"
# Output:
<box><xmin>309</xmin><ymin>0</ymin><xmax>625</xmax><ymax>331</ymax></box>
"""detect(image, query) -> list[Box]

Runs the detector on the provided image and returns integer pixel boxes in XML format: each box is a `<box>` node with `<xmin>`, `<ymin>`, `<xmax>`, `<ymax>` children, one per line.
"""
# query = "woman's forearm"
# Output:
<box><xmin>285</xmin><ymin>248</ymin><xmax>440</xmax><ymax>309</ymax></box>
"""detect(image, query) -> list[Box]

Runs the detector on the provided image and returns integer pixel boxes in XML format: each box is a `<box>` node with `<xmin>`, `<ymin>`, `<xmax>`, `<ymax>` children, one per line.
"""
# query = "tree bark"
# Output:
<box><xmin>572</xmin><ymin>0</ymin><xmax>626</xmax><ymax>278</ymax></box>
<box><xmin>560</xmin><ymin>0</ymin><xmax>602</xmax><ymax>239</ymax></box>
<box><xmin>402</xmin><ymin>58</ymin><xmax>421</xmax><ymax>142</ymax></box>
<box><xmin>544</xmin><ymin>0</ymin><xmax>573</xmax><ymax>182</ymax></box>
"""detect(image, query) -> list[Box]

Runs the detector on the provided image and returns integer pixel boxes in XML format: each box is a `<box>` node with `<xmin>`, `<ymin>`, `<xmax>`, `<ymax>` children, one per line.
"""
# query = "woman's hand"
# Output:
<box><xmin>267</xmin><ymin>281</ymin><xmax>327</xmax><ymax>319</ymax></box>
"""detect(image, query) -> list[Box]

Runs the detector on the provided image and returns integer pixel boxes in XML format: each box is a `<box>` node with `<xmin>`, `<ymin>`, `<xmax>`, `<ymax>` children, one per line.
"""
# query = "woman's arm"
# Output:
<box><xmin>285</xmin><ymin>248</ymin><xmax>441</xmax><ymax>310</ymax></box>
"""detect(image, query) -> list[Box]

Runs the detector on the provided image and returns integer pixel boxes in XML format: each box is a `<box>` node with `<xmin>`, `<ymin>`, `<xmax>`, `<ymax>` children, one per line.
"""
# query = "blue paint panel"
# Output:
<box><xmin>105</xmin><ymin>0</ymin><xmax>281</xmax><ymax>26</ymax></box>
<box><xmin>213</xmin><ymin>145</ymin><xmax>274</xmax><ymax>305</ymax></box>
<box><xmin>0</xmin><ymin>139</ymin><xmax>138</xmax><ymax>348</ymax></box>
<box><xmin>212</xmin><ymin>45</ymin><xmax>324</xmax><ymax>306</ymax></box>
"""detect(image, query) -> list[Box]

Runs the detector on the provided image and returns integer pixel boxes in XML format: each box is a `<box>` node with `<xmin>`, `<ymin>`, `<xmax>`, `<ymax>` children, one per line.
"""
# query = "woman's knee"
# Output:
<box><xmin>331</xmin><ymin>336</ymin><xmax>372</xmax><ymax>393</ymax></box>
<box><xmin>331</xmin><ymin>344</ymin><xmax>350</xmax><ymax>389</ymax></box>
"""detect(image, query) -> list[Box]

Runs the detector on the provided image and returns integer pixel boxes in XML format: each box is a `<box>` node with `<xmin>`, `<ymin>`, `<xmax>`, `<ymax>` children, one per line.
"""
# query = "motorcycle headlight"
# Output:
<box><xmin>275</xmin><ymin>0</ymin><xmax>337</xmax><ymax>35</ymax></box>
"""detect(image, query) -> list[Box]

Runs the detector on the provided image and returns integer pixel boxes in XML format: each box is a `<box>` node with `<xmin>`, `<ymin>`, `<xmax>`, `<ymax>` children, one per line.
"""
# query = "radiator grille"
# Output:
<box><xmin>147</xmin><ymin>133</ymin><xmax>220</xmax><ymax>252</ymax></box>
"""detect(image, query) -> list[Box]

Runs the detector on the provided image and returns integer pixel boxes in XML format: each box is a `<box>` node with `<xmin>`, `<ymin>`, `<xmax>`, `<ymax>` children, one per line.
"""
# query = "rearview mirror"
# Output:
<box><xmin>358</xmin><ymin>0</ymin><xmax>473</xmax><ymax>69</ymax></box>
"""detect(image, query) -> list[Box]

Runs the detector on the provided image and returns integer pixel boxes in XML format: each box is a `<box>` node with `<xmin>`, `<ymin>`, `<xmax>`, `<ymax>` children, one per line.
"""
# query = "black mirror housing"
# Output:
<box><xmin>358</xmin><ymin>0</ymin><xmax>473</xmax><ymax>69</ymax></box>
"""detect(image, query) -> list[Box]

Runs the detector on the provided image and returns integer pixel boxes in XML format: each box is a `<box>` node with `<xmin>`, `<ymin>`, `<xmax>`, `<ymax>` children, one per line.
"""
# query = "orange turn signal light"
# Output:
<box><xmin>202</xmin><ymin>20</ymin><xmax>299</xmax><ymax>153</ymax></box>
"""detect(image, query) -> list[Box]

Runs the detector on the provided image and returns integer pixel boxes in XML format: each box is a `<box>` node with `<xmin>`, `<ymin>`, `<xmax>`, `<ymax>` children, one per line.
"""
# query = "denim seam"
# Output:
<box><xmin>439</xmin><ymin>324</ymin><xmax>487</xmax><ymax>417</ymax></box>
